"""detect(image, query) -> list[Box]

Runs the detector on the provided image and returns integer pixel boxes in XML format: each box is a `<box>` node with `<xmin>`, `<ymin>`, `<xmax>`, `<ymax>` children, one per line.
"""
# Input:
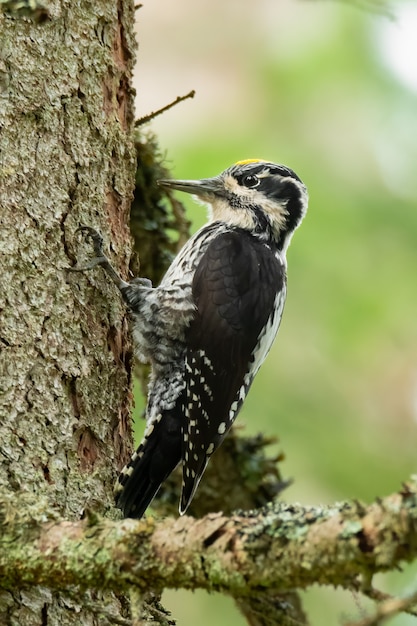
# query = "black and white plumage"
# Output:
<box><xmin>72</xmin><ymin>159</ymin><xmax>308</xmax><ymax>518</ymax></box>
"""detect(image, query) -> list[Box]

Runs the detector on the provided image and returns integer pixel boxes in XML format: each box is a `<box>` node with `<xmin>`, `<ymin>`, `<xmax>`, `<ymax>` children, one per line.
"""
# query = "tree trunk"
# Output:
<box><xmin>0</xmin><ymin>1</ymin><xmax>136</xmax><ymax>623</ymax></box>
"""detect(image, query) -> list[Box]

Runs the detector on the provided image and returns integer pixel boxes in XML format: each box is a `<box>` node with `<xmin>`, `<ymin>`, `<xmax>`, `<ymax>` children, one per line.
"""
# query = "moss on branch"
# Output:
<box><xmin>1</xmin><ymin>479</ymin><xmax>417</xmax><ymax>597</ymax></box>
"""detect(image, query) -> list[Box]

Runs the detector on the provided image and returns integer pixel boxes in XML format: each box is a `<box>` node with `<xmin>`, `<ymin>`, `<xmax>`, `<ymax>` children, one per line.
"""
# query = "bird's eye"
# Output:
<box><xmin>242</xmin><ymin>174</ymin><xmax>260</xmax><ymax>189</ymax></box>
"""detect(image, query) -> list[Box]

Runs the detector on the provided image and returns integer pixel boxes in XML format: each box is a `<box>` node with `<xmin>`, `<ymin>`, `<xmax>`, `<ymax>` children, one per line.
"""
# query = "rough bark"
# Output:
<box><xmin>0</xmin><ymin>1</ymin><xmax>136</xmax><ymax>623</ymax></box>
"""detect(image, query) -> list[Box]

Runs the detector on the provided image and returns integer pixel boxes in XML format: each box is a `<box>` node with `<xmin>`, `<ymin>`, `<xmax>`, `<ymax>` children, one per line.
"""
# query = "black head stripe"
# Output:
<box><xmin>230</xmin><ymin>161</ymin><xmax>304</xmax><ymax>187</ymax></box>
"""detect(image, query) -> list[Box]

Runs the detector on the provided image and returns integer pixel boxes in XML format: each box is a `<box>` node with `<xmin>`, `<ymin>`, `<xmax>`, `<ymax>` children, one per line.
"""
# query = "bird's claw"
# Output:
<box><xmin>68</xmin><ymin>225</ymin><xmax>108</xmax><ymax>273</ymax></box>
<box><xmin>74</xmin><ymin>225</ymin><xmax>105</xmax><ymax>257</ymax></box>
<box><xmin>69</xmin><ymin>225</ymin><xmax>129</xmax><ymax>290</ymax></box>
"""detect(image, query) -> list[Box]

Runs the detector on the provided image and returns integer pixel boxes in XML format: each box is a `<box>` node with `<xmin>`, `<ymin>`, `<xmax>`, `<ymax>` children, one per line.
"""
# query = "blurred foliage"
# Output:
<box><xmin>133</xmin><ymin>0</ymin><xmax>417</xmax><ymax>624</ymax></box>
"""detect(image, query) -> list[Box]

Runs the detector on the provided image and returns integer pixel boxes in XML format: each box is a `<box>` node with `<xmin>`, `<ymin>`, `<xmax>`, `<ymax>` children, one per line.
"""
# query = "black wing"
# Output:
<box><xmin>180</xmin><ymin>229</ymin><xmax>285</xmax><ymax>513</ymax></box>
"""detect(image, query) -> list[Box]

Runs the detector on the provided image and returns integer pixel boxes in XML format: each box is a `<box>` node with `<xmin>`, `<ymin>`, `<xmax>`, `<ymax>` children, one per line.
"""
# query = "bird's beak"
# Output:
<box><xmin>158</xmin><ymin>176</ymin><xmax>224</xmax><ymax>200</ymax></box>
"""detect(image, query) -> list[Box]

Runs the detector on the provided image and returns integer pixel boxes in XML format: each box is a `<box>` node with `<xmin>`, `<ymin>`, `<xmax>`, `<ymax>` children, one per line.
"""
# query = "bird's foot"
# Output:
<box><xmin>69</xmin><ymin>225</ymin><xmax>128</xmax><ymax>289</ymax></box>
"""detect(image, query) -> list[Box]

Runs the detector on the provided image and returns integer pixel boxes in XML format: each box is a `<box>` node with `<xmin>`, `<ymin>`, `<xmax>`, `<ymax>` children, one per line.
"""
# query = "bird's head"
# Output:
<box><xmin>158</xmin><ymin>159</ymin><xmax>308</xmax><ymax>252</ymax></box>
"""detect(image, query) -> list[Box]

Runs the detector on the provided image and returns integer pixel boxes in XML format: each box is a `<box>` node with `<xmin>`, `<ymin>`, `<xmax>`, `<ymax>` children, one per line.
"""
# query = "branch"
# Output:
<box><xmin>135</xmin><ymin>91</ymin><xmax>196</xmax><ymax>127</ymax></box>
<box><xmin>358</xmin><ymin>585</ymin><xmax>417</xmax><ymax>619</ymax></box>
<box><xmin>344</xmin><ymin>589</ymin><xmax>417</xmax><ymax>626</ymax></box>
<box><xmin>1</xmin><ymin>479</ymin><xmax>417</xmax><ymax>596</ymax></box>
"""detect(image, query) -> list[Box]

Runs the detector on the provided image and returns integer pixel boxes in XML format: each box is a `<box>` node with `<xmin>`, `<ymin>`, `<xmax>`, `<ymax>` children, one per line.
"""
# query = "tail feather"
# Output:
<box><xmin>115</xmin><ymin>410</ymin><xmax>182</xmax><ymax>518</ymax></box>
<box><xmin>179</xmin><ymin>458</ymin><xmax>209</xmax><ymax>515</ymax></box>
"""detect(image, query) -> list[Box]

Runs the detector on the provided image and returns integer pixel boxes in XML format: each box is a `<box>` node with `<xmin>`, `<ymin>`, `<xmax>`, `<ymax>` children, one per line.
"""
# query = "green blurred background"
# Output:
<box><xmin>133</xmin><ymin>0</ymin><xmax>417</xmax><ymax>623</ymax></box>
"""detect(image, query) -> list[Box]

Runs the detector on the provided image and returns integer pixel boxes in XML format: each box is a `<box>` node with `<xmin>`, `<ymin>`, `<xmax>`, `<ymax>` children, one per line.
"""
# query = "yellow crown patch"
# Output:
<box><xmin>234</xmin><ymin>158</ymin><xmax>266</xmax><ymax>166</ymax></box>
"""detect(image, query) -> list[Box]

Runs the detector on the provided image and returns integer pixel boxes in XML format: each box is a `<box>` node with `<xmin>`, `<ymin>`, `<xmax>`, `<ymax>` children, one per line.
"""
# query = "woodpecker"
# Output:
<box><xmin>71</xmin><ymin>159</ymin><xmax>308</xmax><ymax>518</ymax></box>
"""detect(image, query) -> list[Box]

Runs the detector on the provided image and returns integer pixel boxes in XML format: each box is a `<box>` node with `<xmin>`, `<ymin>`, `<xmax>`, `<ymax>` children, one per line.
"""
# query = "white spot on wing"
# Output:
<box><xmin>217</xmin><ymin>422</ymin><xmax>226</xmax><ymax>435</ymax></box>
